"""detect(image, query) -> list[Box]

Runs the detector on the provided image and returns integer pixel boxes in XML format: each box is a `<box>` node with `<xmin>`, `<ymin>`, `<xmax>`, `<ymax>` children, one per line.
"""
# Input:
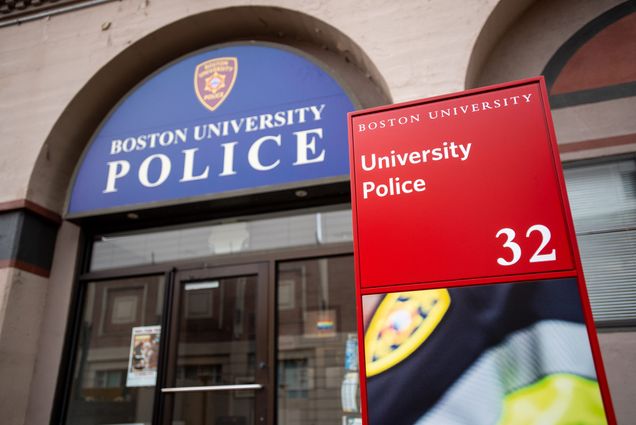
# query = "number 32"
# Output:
<box><xmin>496</xmin><ymin>224</ymin><xmax>556</xmax><ymax>266</ymax></box>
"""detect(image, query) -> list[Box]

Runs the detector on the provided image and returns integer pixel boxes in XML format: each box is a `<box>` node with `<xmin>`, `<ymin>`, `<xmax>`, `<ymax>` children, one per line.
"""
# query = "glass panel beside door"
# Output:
<box><xmin>277</xmin><ymin>256</ymin><xmax>362</xmax><ymax>425</ymax></box>
<box><xmin>64</xmin><ymin>275</ymin><xmax>165</xmax><ymax>425</ymax></box>
<box><xmin>163</xmin><ymin>264</ymin><xmax>270</xmax><ymax>425</ymax></box>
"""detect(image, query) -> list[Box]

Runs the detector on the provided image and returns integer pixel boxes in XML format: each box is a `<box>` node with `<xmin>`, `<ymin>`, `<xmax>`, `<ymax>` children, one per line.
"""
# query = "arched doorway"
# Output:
<box><xmin>31</xmin><ymin>8</ymin><xmax>390</xmax><ymax>425</ymax></box>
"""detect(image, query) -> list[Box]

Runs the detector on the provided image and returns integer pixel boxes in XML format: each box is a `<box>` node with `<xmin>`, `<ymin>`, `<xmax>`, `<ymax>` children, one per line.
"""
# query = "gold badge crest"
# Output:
<box><xmin>194</xmin><ymin>57</ymin><xmax>238</xmax><ymax>112</ymax></box>
<box><xmin>365</xmin><ymin>289</ymin><xmax>451</xmax><ymax>377</ymax></box>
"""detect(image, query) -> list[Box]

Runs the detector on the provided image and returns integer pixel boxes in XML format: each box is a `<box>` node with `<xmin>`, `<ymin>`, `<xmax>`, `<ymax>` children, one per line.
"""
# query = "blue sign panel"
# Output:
<box><xmin>68</xmin><ymin>44</ymin><xmax>356</xmax><ymax>216</ymax></box>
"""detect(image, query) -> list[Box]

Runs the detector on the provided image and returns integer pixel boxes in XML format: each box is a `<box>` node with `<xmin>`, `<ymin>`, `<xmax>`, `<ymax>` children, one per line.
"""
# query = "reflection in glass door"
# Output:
<box><xmin>277</xmin><ymin>256</ymin><xmax>362</xmax><ymax>425</ymax></box>
<box><xmin>64</xmin><ymin>275</ymin><xmax>165</xmax><ymax>425</ymax></box>
<box><xmin>163</xmin><ymin>264</ymin><xmax>270</xmax><ymax>425</ymax></box>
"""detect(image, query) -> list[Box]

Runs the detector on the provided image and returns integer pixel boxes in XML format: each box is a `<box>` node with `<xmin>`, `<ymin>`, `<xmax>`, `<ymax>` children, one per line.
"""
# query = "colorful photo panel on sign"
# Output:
<box><xmin>362</xmin><ymin>279</ymin><xmax>607</xmax><ymax>425</ymax></box>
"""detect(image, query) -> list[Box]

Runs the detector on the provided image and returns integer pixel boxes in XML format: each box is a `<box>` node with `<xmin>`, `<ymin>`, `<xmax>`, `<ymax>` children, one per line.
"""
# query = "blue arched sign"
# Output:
<box><xmin>68</xmin><ymin>44</ymin><xmax>356</xmax><ymax>216</ymax></box>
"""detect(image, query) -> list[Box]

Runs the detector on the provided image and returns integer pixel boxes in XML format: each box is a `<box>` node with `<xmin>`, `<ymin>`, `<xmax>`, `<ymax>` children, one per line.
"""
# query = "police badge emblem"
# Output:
<box><xmin>365</xmin><ymin>289</ymin><xmax>450</xmax><ymax>377</ymax></box>
<box><xmin>194</xmin><ymin>57</ymin><xmax>238</xmax><ymax>112</ymax></box>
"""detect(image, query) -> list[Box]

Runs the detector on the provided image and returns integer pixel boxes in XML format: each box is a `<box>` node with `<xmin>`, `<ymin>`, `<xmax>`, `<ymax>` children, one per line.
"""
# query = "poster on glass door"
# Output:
<box><xmin>126</xmin><ymin>325</ymin><xmax>161</xmax><ymax>387</ymax></box>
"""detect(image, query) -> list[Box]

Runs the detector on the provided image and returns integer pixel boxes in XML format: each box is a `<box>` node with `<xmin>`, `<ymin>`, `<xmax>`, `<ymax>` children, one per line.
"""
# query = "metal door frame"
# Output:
<box><xmin>54</xmin><ymin>240</ymin><xmax>352</xmax><ymax>425</ymax></box>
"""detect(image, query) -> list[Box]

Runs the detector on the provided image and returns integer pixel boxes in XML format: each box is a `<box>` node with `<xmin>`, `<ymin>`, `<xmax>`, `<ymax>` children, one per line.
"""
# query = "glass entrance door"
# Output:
<box><xmin>162</xmin><ymin>264</ymin><xmax>270</xmax><ymax>425</ymax></box>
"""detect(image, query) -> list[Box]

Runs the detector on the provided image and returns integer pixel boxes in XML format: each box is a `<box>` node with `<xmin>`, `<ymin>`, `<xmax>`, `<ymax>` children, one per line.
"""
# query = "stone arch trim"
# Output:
<box><xmin>542</xmin><ymin>1</ymin><xmax>636</xmax><ymax>107</ymax></box>
<box><xmin>467</xmin><ymin>0</ymin><xmax>625</xmax><ymax>89</ymax></box>
<box><xmin>464</xmin><ymin>0</ymin><xmax>536</xmax><ymax>89</ymax></box>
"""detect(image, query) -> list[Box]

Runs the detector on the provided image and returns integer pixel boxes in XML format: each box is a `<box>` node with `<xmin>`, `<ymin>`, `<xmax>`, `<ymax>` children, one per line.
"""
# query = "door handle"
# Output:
<box><xmin>161</xmin><ymin>384</ymin><xmax>263</xmax><ymax>393</ymax></box>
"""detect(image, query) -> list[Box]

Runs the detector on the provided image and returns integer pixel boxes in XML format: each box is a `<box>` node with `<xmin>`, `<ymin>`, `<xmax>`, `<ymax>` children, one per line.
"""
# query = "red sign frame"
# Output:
<box><xmin>348</xmin><ymin>77</ymin><xmax>616</xmax><ymax>424</ymax></box>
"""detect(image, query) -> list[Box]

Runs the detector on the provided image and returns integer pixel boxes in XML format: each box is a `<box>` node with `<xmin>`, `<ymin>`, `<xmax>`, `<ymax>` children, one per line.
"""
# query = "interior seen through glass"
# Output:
<box><xmin>64</xmin><ymin>276</ymin><xmax>164</xmax><ymax>425</ymax></box>
<box><xmin>90</xmin><ymin>207</ymin><xmax>353</xmax><ymax>271</ymax></box>
<box><xmin>171</xmin><ymin>275</ymin><xmax>259</xmax><ymax>425</ymax></box>
<box><xmin>277</xmin><ymin>256</ymin><xmax>361</xmax><ymax>425</ymax></box>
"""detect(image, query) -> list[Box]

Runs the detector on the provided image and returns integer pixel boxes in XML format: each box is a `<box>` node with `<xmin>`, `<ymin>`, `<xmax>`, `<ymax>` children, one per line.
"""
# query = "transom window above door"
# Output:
<box><xmin>90</xmin><ymin>205</ymin><xmax>353</xmax><ymax>271</ymax></box>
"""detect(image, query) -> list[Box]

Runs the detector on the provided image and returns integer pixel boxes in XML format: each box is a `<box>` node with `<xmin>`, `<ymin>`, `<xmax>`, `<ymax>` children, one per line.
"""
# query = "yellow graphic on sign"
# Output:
<box><xmin>365</xmin><ymin>289</ymin><xmax>450</xmax><ymax>377</ymax></box>
<box><xmin>498</xmin><ymin>373</ymin><xmax>607</xmax><ymax>425</ymax></box>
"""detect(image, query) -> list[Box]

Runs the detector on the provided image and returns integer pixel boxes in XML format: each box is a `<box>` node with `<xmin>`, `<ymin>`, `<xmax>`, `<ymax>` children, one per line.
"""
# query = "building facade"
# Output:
<box><xmin>0</xmin><ymin>0</ymin><xmax>634</xmax><ymax>424</ymax></box>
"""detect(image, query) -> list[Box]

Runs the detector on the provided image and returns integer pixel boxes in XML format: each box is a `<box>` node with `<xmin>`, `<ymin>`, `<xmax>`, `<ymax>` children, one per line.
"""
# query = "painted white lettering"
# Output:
<box><xmin>296</xmin><ymin>107</ymin><xmax>309</xmax><ymax>123</ymax></box>
<box><xmin>245</xmin><ymin>116</ymin><xmax>258</xmax><ymax>132</ymax></box>
<box><xmin>175</xmin><ymin>128</ymin><xmax>187</xmax><ymax>144</ymax></box>
<box><xmin>309</xmin><ymin>104</ymin><xmax>326</xmax><ymax>121</ymax></box>
<box><xmin>103</xmin><ymin>160</ymin><xmax>130</xmax><ymax>193</ymax></box>
<box><xmin>460</xmin><ymin>143</ymin><xmax>472</xmax><ymax>160</ymax></box>
<box><xmin>219</xmin><ymin>142</ymin><xmax>238</xmax><ymax>176</ymax></box>
<box><xmin>363</xmin><ymin>181</ymin><xmax>375</xmax><ymax>199</ymax></box>
<box><xmin>259</xmin><ymin>114</ymin><xmax>274</xmax><ymax>130</ymax></box>
<box><xmin>158</xmin><ymin>131</ymin><xmax>174</xmax><ymax>147</ymax></box>
<box><xmin>123</xmin><ymin>137</ymin><xmax>136</xmax><ymax>152</ymax></box>
<box><xmin>361</xmin><ymin>178</ymin><xmax>426</xmax><ymax>199</ymax></box>
<box><xmin>193</xmin><ymin>125</ymin><xmax>206</xmax><ymax>141</ymax></box>
<box><xmin>248</xmin><ymin>135</ymin><xmax>281</xmax><ymax>171</ymax></box>
<box><xmin>361</xmin><ymin>154</ymin><xmax>375</xmax><ymax>171</ymax></box>
<box><xmin>110</xmin><ymin>140</ymin><xmax>123</xmax><ymax>155</ymax></box>
<box><xmin>180</xmin><ymin>148</ymin><xmax>209</xmax><ymax>182</ymax></box>
<box><xmin>139</xmin><ymin>154</ymin><xmax>171</xmax><ymax>187</ymax></box>
<box><xmin>230</xmin><ymin>118</ymin><xmax>245</xmax><ymax>134</ymax></box>
<box><xmin>293</xmin><ymin>128</ymin><xmax>325</xmax><ymax>166</ymax></box>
